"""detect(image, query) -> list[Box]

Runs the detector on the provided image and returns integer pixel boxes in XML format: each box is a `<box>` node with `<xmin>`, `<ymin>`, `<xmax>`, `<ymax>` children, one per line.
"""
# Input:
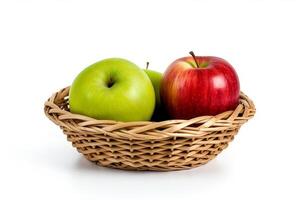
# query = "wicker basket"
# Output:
<box><xmin>44</xmin><ymin>87</ymin><xmax>255</xmax><ymax>171</ymax></box>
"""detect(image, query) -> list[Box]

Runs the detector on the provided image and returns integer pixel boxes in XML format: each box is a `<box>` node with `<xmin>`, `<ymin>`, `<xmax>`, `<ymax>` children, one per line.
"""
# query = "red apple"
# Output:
<box><xmin>160</xmin><ymin>51</ymin><xmax>240</xmax><ymax>119</ymax></box>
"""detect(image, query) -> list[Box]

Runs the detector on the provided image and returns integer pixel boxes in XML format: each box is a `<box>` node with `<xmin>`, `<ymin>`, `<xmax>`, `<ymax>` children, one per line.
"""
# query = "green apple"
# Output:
<box><xmin>69</xmin><ymin>58</ymin><xmax>155</xmax><ymax>122</ymax></box>
<box><xmin>144</xmin><ymin>62</ymin><xmax>163</xmax><ymax>107</ymax></box>
<box><xmin>144</xmin><ymin>63</ymin><xmax>168</xmax><ymax>121</ymax></box>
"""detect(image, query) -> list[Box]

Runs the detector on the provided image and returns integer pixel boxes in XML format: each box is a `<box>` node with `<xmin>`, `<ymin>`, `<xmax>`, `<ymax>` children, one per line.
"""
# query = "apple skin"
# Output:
<box><xmin>144</xmin><ymin>69</ymin><xmax>163</xmax><ymax>107</ymax></box>
<box><xmin>160</xmin><ymin>55</ymin><xmax>240</xmax><ymax>119</ymax></box>
<box><xmin>144</xmin><ymin>68</ymin><xmax>169</xmax><ymax>121</ymax></box>
<box><xmin>69</xmin><ymin>58</ymin><xmax>155</xmax><ymax>122</ymax></box>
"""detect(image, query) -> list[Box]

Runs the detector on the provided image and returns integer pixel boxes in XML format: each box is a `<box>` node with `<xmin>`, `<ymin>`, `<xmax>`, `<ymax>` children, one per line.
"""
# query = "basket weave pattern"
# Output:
<box><xmin>44</xmin><ymin>87</ymin><xmax>255</xmax><ymax>171</ymax></box>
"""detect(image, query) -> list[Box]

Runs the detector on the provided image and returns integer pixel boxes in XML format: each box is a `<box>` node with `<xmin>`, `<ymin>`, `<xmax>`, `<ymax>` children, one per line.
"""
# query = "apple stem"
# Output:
<box><xmin>189</xmin><ymin>51</ymin><xmax>200</xmax><ymax>68</ymax></box>
<box><xmin>146</xmin><ymin>62</ymin><xmax>149</xmax><ymax>69</ymax></box>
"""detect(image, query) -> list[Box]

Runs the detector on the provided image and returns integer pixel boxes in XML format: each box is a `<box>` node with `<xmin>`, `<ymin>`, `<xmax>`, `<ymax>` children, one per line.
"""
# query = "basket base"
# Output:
<box><xmin>77</xmin><ymin>140</ymin><xmax>232</xmax><ymax>171</ymax></box>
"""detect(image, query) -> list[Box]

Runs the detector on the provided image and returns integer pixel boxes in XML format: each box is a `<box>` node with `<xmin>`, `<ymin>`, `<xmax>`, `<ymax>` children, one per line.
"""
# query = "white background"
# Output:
<box><xmin>0</xmin><ymin>0</ymin><xmax>299</xmax><ymax>199</ymax></box>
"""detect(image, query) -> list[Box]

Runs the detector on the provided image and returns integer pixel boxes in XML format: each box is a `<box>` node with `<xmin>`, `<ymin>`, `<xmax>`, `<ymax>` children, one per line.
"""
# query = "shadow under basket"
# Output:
<box><xmin>44</xmin><ymin>87</ymin><xmax>256</xmax><ymax>171</ymax></box>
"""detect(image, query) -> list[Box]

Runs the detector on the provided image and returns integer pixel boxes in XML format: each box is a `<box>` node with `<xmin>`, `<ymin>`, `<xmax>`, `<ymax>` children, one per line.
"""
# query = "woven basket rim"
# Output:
<box><xmin>44</xmin><ymin>86</ymin><xmax>256</xmax><ymax>140</ymax></box>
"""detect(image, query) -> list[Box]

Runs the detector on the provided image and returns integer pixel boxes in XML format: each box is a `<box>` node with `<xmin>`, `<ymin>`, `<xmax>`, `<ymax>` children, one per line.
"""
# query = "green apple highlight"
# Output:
<box><xmin>69</xmin><ymin>58</ymin><xmax>155</xmax><ymax>122</ymax></box>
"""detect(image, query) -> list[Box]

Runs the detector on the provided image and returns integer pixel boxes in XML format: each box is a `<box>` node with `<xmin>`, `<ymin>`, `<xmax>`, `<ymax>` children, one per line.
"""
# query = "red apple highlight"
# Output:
<box><xmin>160</xmin><ymin>51</ymin><xmax>240</xmax><ymax>119</ymax></box>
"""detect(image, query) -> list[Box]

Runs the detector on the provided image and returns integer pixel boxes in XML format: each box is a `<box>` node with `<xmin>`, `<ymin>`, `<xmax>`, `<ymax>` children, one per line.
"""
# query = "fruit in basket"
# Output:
<box><xmin>69</xmin><ymin>58</ymin><xmax>155</xmax><ymax>121</ymax></box>
<box><xmin>143</xmin><ymin>62</ymin><xmax>168</xmax><ymax>121</ymax></box>
<box><xmin>160</xmin><ymin>51</ymin><xmax>240</xmax><ymax>119</ymax></box>
<box><xmin>144</xmin><ymin>62</ymin><xmax>163</xmax><ymax>107</ymax></box>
